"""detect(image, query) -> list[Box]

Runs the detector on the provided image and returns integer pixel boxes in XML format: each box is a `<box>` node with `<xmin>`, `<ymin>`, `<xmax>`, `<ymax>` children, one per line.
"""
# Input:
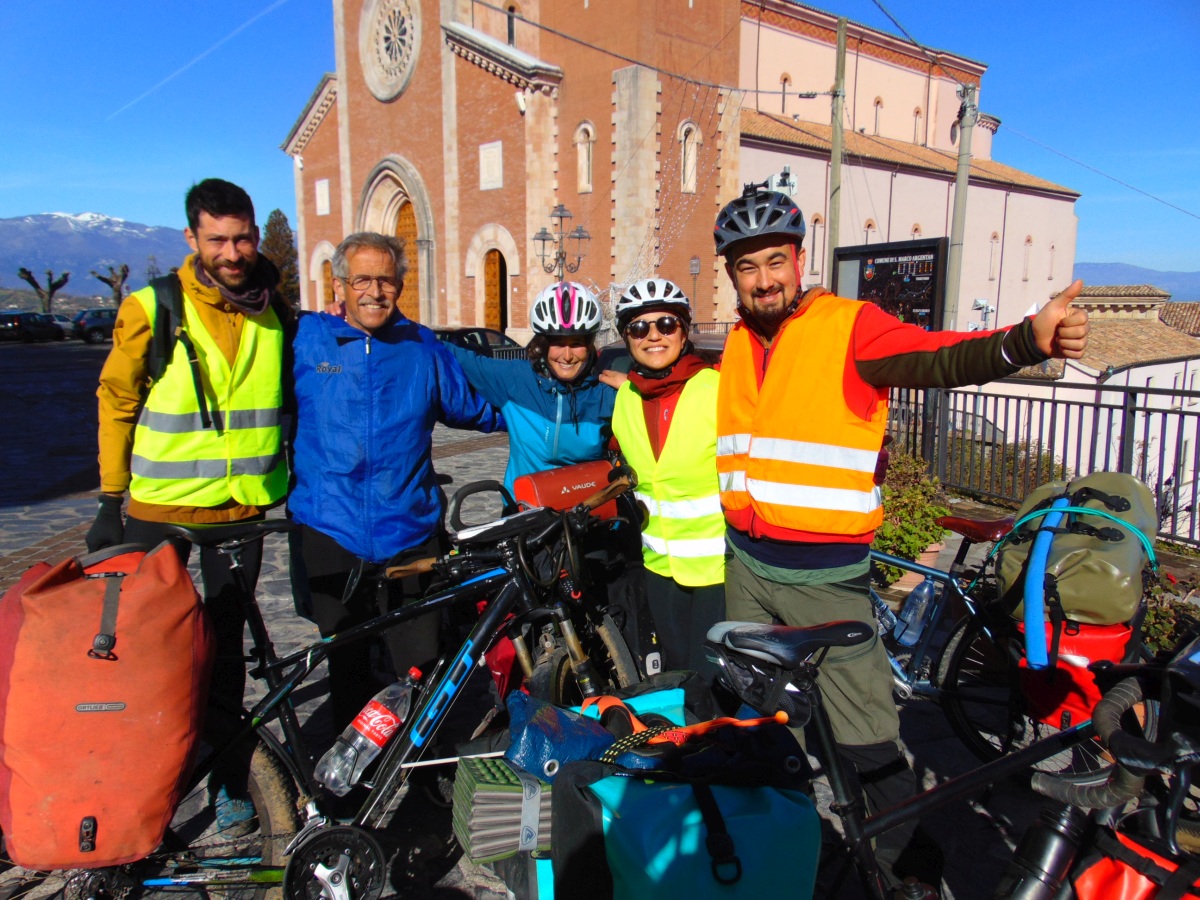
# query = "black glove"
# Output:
<box><xmin>86</xmin><ymin>493</ymin><xmax>125</xmax><ymax>552</ymax></box>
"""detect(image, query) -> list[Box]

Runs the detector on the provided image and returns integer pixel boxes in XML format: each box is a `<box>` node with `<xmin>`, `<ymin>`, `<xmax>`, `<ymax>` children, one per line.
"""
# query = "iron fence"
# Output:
<box><xmin>887</xmin><ymin>381</ymin><xmax>1200</xmax><ymax>547</ymax></box>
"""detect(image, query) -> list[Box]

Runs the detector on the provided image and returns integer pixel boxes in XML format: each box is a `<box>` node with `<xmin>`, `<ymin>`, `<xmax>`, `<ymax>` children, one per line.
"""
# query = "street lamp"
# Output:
<box><xmin>533</xmin><ymin>204</ymin><xmax>590</xmax><ymax>279</ymax></box>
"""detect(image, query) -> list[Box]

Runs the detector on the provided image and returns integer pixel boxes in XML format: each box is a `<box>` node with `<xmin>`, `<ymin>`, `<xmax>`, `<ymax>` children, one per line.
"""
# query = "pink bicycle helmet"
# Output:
<box><xmin>530</xmin><ymin>281</ymin><xmax>603</xmax><ymax>337</ymax></box>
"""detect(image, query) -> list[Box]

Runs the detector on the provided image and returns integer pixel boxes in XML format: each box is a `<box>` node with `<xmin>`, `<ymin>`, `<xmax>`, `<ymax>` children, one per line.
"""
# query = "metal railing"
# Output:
<box><xmin>888</xmin><ymin>380</ymin><xmax>1200</xmax><ymax>547</ymax></box>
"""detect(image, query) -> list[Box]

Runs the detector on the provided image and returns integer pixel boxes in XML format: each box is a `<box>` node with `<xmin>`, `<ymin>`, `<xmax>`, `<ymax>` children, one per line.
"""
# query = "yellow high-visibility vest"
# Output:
<box><xmin>613</xmin><ymin>368</ymin><xmax>725</xmax><ymax>587</ymax></box>
<box><xmin>716</xmin><ymin>293</ymin><xmax>886</xmax><ymax>537</ymax></box>
<box><xmin>129</xmin><ymin>287</ymin><xmax>287</xmax><ymax>507</ymax></box>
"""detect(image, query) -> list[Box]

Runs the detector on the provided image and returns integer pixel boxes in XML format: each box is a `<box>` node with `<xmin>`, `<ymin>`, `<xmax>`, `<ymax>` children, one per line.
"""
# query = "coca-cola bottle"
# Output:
<box><xmin>315</xmin><ymin>667</ymin><xmax>422</xmax><ymax>796</ymax></box>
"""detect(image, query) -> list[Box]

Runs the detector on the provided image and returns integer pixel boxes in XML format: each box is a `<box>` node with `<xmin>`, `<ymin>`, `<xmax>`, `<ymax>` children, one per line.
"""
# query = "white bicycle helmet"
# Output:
<box><xmin>615</xmin><ymin>278</ymin><xmax>692</xmax><ymax>332</ymax></box>
<box><xmin>530</xmin><ymin>281</ymin><xmax>603</xmax><ymax>337</ymax></box>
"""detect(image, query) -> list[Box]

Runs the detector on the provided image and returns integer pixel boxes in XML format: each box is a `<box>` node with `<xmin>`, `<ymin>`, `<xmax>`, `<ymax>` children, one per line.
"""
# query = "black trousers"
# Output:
<box><xmin>124</xmin><ymin>515</ymin><xmax>262</xmax><ymax>796</ymax></box>
<box><xmin>289</xmin><ymin>525</ymin><xmax>446</xmax><ymax>730</ymax></box>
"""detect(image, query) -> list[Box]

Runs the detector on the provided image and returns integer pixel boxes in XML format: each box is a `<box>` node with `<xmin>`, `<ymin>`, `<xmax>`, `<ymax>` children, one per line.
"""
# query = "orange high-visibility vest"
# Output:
<box><xmin>716</xmin><ymin>293</ymin><xmax>887</xmax><ymax>537</ymax></box>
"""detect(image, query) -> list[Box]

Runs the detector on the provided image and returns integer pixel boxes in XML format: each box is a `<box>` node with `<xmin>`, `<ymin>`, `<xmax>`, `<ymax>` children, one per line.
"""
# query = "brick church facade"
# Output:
<box><xmin>284</xmin><ymin>0</ymin><xmax>1079</xmax><ymax>338</ymax></box>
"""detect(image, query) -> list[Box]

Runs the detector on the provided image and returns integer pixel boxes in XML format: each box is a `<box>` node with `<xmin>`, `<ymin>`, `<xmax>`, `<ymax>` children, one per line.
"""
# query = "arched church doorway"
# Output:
<box><xmin>483</xmin><ymin>249</ymin><xmax>508</xmax><ymax>331</ymax></box>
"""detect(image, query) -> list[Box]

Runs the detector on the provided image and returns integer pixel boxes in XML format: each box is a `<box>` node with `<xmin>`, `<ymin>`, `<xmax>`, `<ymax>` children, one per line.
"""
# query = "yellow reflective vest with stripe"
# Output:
<box><xmin>716</xmin><ymin>293</ymin><xmax>886</xmax><ymax>536</ymax></box>
<box><xmin>613</xmin><ymin>368</ymin><xmax>725</xmax><ymax>587</ymax></box>
<box><xmin>128</xmin><ymin>287</ymin><xmax>287</xmax><ymax>507</ymax></box>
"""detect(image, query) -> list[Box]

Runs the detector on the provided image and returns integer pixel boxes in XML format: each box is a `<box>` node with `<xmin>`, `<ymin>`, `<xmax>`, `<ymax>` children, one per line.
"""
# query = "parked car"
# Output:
<box><xmin>50</xmin><ymin>313</ymin><xmax>73</xmax><ymax>330</ymax></box>
<box><xmin>72</xmin><ymin>308</ymin><xmax>118</xmax><ymax>344</ymax></box>
<box><xmin>433</xmin><ymin>327</ymin><xmax>525</xmax><ymax>359</ymax></box>
<box><xmin>0</xmin><ymin>312</ymin><xmax>65</xmax><ymax>343</ymax></box>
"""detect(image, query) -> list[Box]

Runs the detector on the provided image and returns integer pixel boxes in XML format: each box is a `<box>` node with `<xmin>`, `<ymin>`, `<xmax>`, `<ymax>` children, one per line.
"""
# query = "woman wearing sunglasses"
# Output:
<box><xmin>610</xmin><ymin>278</ymin><xmax>726</xmax><ymax>689</ymax></box>
<box><xmin>443</xmin><ymin>280</ymin><xmax>614</xmax><ymax>493</ymax></box>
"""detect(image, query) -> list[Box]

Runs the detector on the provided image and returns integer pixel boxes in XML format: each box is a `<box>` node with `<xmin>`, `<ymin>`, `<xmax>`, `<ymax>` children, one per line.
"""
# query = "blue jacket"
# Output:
<box><xmin>290</xmin><ymin>313</ymin><xmax>504</xmax><ymax>563</ymax></box>
<box><xmin>447</xmin><ymin>344</ymin><xmax>615</xmax><ymax>492</ymax></box>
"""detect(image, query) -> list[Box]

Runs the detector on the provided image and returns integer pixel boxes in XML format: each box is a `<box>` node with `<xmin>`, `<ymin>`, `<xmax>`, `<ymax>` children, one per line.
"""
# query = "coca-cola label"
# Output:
<box><xmin>353</xmin><ymin>700</ymin><xmax>401</xmax><ymax>748</ymax></box>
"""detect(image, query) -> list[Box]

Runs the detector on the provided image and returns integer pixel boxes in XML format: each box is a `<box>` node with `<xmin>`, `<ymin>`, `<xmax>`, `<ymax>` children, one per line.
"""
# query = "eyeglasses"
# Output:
<box><xmin>624</xmin><ymin>315</ymin><xmax>683</xmax><ymax>340</ymax></box>
<box><xmin>341</xmin><ymin>275</ymin><xmax>400</xmax><ymax>295</ymax></box>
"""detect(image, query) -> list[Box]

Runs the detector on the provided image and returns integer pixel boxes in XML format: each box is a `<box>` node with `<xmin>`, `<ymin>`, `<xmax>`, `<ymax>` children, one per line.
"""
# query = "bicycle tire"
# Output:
<box><xmin>532</xmin><ymin>613</ymin><xmax>640</xmax><ymax>707</ymax></box>
<box><xmin>0</xmin><ymin>739</ymin><xmax>302</xmax><ymax>900</ymax></box>
<box><xmin>936</xmin><ymin>615</ymin><xmax>1158</xmax><ymax>783</ymax></box>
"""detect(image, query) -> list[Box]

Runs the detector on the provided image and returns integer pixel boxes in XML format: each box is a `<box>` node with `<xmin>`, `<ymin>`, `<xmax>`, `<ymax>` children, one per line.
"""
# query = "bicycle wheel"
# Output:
<box><xmin>936</xmin><ymin>615</ymin><xmax>1157</xmax><ymax>783</ymax></box>
<box><xmin>529</xmin><ymin>613</ymin><xmax>640</xmax><ymax>707</ymax></box>
<box><xmin>0</xmin><ymin>740</ymin><xmax>301</xmax><ymax>900</ymax></box>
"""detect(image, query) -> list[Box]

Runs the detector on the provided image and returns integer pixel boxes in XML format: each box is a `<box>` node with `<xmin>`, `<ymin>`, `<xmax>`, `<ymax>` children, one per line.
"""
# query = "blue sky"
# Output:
<box><xmin>1</xmin><ymin>0</ymin><xmax>1197</xmax><ymax>271</ymax></box>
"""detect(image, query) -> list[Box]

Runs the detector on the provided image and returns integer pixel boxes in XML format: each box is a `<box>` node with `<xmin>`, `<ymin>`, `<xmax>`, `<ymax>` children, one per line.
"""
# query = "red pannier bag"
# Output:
<box><xmin>1017</xmin><ymin>620</ymin><xmax>1136</xmax><ymax>729</ymax></box>
<box><xmin>1073</xmin><ymin>829</ymin><xmax>1200</xmax><ymax>899</ymax></box>
<box><xmin>0</xmin><ymin>542</ymin><xmax>214</xmax><ymax>869</ymax></box>
<box><xmin>513</xmin><ymin>459</ymin><xmax>619</xmax><ymax>520</ymax></box>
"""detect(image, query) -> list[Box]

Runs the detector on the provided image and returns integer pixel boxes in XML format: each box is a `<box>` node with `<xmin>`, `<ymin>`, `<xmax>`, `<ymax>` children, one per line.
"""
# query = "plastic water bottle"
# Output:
<box><xmin>315</xmin><ymin>667</ymin><xmax>422</xmax><ymax>796</ymax></box>
<box><xmin>893</xmin><ymin>578</ymin><xmax>936</xmax><ymax>648</ymax></box>
<box><xmin>870</xmin><ymin>589</ymin><xmax>899</xmax><ymax>637</ymax></box>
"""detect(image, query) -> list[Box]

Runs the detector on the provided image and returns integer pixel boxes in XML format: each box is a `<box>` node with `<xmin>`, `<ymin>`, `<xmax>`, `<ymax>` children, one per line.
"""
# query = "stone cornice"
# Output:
<box><xmin>978</xmin><ymin>112</ymin><xmax>1001</xmax><ymax>134</ymax></box>
<box><xmin>744</xmin><ymin>0</ymin><xmax>986</xmax><ymax>86</ymax></box>
<box><xmin>443</xmin><ymin>22</ymin><xmax>562</xmax><ymax>95</ymax></box>
<box><xmin>282</xmin><ymin>73</ymin><xmax>337</xmax><ymax>155</ymax></box>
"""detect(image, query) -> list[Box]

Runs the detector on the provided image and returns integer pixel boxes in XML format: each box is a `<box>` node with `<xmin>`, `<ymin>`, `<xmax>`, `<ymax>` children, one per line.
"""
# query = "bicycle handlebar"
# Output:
<box><xmin>1031</xmin><ymin>676</ymin><xmax>1148</xmax><ymax>809</ymax></box>
<box><xmin>385</xmin><ymin>475</ymin><xmax>634</xmax><ymax>581</ymax></box>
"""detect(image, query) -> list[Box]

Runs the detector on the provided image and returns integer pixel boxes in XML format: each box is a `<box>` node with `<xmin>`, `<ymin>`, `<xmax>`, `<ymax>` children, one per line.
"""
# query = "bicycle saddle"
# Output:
<box><xmin>707</xmin><ymin>620</ymin><xmax>873</xmax><ymax>670</ymax></box>
<box><xmin>162</xmin><ymin>519</ymin><xmax>297</xmax><ymax>548</ymax></box>
<box><xmin>936</xmin><ymin>515</ymin><xmax>1014</xmax><ymax>544</ymax></box>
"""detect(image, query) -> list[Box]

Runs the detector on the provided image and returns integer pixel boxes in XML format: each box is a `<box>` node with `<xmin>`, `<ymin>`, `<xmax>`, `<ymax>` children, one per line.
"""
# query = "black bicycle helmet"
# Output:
<box><xmin>713</xmin><ymin>183</ymin><xmax>807</xmax><ymax>257</ymax></box>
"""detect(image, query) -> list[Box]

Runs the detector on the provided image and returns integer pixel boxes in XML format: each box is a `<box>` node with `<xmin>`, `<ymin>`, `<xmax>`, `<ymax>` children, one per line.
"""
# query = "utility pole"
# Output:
<box><xmin>825</xmin><ymin>17</ymin><xmax>847</xmax><ymax>281</ymax></box>
<box><xmin>943</xmin><ymin>82</ymin><xmax>977</xmax><ymax>330</ymax></box>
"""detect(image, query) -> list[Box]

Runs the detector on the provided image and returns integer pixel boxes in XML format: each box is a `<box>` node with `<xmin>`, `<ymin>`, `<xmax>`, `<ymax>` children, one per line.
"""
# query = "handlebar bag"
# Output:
<box><xmin>0</xmin><ymin>542</ymin><xmax>214</xmax><ymax>869</ymax></box>
<box><xmin>998</xmin><ymin>471</ymin><xmax>1157</xmax><ymax>626</ymax></box>
<box><xmin>513</xmin><ymin>459</ymin><xmax>619</xmax><ymax>519</ymax></box>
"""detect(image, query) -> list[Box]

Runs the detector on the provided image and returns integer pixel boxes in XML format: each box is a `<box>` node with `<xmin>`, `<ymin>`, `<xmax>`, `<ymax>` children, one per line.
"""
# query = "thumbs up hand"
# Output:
<box><xmin>1032</xmin><ymin>279</ymin><xmax>1089</xmax><ymax>359</ymax></box>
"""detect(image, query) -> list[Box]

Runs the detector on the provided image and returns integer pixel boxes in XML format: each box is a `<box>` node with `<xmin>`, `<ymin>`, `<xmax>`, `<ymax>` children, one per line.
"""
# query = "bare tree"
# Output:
<box><xmin>91</xmin><ymin>265</ymin><xmax>130</xmax><ymax>307</ymax></box>
<box><xmin>146</xmin><ymin>255</ymin><xmax>162</xmax><ymax>282</ymax></box>
<box><xmin>17</xmin><ymin>268</ymin><xmax>70</xmax><ymax>314</ymax></box>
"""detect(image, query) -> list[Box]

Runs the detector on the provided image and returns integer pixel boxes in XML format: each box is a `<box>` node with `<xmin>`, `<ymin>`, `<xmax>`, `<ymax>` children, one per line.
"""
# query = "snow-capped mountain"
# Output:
<box><xmin>0</xmin><ymin>213</ymin><xmax>190</xmax><ymax>293</ymax></box>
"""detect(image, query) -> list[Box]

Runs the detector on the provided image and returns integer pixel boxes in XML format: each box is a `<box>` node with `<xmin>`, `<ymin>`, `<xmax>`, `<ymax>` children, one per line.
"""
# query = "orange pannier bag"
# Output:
<box><xmin>0</xmin><ymin>542</ymin><xmax>214</xmax><ymax>869</ymax></box>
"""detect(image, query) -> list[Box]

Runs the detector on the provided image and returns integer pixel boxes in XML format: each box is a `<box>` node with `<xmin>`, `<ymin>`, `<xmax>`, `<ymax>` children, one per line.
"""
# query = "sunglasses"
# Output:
<box><xmin>624</xmin><ymin>315</ymin><xmax>683</xmax><ymax>340</ymax></box>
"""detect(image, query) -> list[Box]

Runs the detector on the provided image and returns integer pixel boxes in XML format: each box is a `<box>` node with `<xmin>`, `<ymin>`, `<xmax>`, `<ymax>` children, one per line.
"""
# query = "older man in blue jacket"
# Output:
<box><xmin>289</xmin><ymin>232</ymin><xmax>504</xmax><ymax>729</ymax></box>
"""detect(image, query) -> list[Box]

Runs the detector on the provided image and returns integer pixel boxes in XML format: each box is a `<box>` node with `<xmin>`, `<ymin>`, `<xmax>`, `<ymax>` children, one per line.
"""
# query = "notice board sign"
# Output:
<box><xmin>831</xmin><ymin>237</ymin><xmax>948</xmax><ymax>331</ymax></box>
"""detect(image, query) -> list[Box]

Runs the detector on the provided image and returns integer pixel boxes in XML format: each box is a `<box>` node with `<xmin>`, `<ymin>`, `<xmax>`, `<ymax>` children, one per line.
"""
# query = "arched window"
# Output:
<box><xmin>988</xmin><ymin>231</ymin><xmax>1000</xmax><ymax>281</ymax></box>
<box><xmin>679</xmin><ymin>121</ymin><xmax>702</xmax><ymax>194</ymax></box>
<box><xmin>780</xmin><ymin>72</ymin><xmax>792</xmax><ymax>114</ymax></box>
<box><xmin>863</xmin><ymin>219</ymin><xmax>877</xmax><ymax>244</ymax></box>
<box><xmin>506</xmin><ymin>4</ymin><xmax>518</xmax><ymax>46</ymax></box>
<box><xmin>910</xmin><ymin>223</ymin><xmax>922</xmax><ymax>240</ymax></box>
<box><xmin>913</xmin><ymin>106</ymin><xmax>923</xmax><ymax>144</ymax></box>
<box><xmin>575</xmin><ymin>122</ymin><xmax>595</xmax><ymax>194</ymax></box>
<box><xmin>873</xmin><ymin>96</ymin><xmax>884</xmax><ymax>135</ymax></box>
<box><xmin>809</xmin><ymin>214</ymin><xmax>824</xmax><ymax>275</ymax></box>
<box><xmin>1022</xmin><ymin>236</ymin><xmax>1033</xmax><ymax>282</ymax></box>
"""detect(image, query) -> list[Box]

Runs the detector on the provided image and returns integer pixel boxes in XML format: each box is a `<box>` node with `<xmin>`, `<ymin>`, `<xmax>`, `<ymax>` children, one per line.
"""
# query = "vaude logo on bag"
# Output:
<box><xmin>76</xmin><ymin>702</ymin><xmax>126</xmax><ymax>712</ymax></box>
<box><xmin>560</xmin><ymin>480</ymin><xmax>599</xmax><ymax>494</ymax></box>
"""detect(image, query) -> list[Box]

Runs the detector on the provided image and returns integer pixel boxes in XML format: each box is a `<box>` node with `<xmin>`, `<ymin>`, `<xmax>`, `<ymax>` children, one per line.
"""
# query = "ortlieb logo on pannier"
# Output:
<box><xmin>0</xmin><ymin>542</ymin><xmax>213</xmax><ymax>870</ymax></box>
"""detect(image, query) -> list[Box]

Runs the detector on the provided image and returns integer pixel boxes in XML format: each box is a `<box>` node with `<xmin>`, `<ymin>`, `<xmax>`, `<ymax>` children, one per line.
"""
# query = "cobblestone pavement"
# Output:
<box><xmin>0</xmin><ymin>418</ymin><xmax>1073</xmax><ymax>899</ymax></box>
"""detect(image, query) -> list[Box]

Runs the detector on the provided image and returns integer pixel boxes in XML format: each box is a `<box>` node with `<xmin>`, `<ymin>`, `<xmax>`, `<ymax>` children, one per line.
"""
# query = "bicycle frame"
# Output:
<box><xmin>708</xmin><ymin>623</ymin><xmax>1097</xmax><ymax>900</ymax></box>
<box><xmin>869</xmin><ymin>545</ymin><xmax>988</xmax><ymax>701</ymax></box>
